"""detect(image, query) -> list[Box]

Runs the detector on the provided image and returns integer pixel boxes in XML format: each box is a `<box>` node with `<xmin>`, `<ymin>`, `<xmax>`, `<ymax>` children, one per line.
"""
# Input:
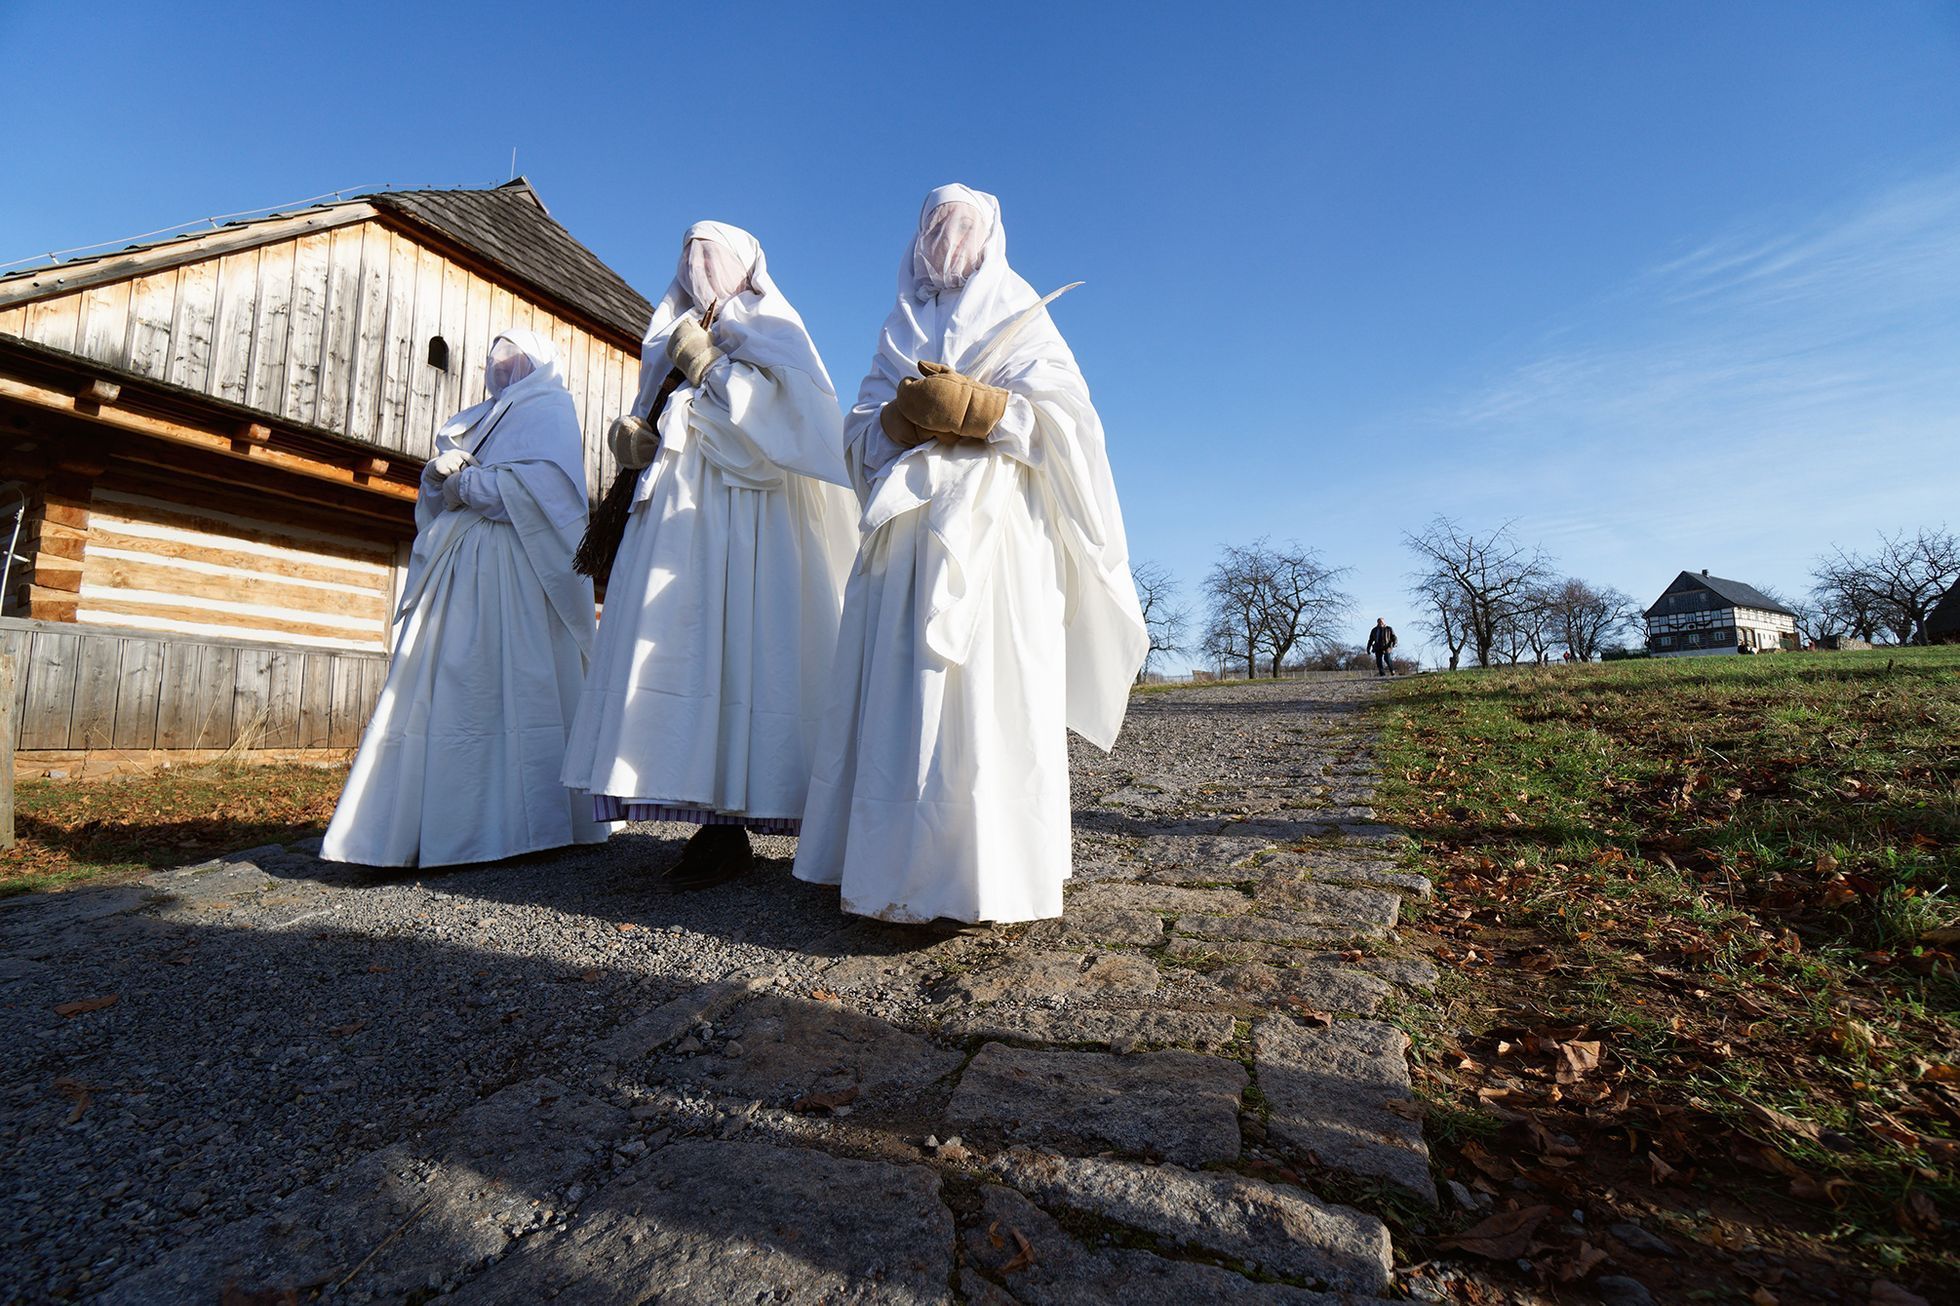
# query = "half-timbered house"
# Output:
<box><xmin>1643</xmin><ymin>569</ymin><xmax>1799</xmax><ymax>657</ymax></box>
<box><xmin>0</xmin><ymin>179</ymin><xmax>649</xmax><ymax>771</ymax></box>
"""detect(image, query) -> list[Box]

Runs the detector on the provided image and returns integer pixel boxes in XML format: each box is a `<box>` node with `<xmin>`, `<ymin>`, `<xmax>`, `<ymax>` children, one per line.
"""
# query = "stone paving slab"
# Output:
<box><xmin>1247</xmin><ymin>850</ymin><xmax>1435</xmax><ymax>900</ymax></box>
<box><xmin>102</xmin><ymin>1077</ymin><xmax>625</xmax><ymax>1305</ymax></box>
<box><xmin>451</xmin><ymin>1139</ymin><xmax>955</xmax><ymax>1305</ymax></box>
<box><xmin>598</xmin><ymin>966</ymin><xmax>777</xmax><ymax>1063</ymax></box>
<box><xmin>1020</xmin><ymin>905</ymin><xmax>1167</xmax><ymax>947</ymax></box>
<box><xmin>1208</xmin><ymin>961</ymin><xmax>1393</xmax><ymax>1016</ymax></box>
<box><xmin>1173</xmin><ymin>912</ymin><xmax>1388</xmax><ymax>946</ymax></box>
<box><xmin>1254</xmin><ymin>1017</ymin><xmax>1438</xmax><ymax>1205</ymax></box>
<box><xmin>1252</xmin><ymin>880</ymin><xmax>1406</xmax><ymax>929</ymax></box>
<box><xmin>993</xmin><ymin>1147</ymin><xmax>1393</xmax><ymax>1295</ymax></box>
<box><xmin>948</xmin><ymin>1044</ymin><xmax>1247</xmax><ymax>1166</ymax></box>
<box><xmin>664</xmin><ymin>992</ymin><xmax>965</xmax><ymax>1107</ymax></box>
<box><xmin>938</xmin><ymin>1005</ymin><xmax>1239</xmax><ymax>1052</ymax></box>
<box><xmin>962</xmin><ymin>1182</ymin><xmax>1362</xmax><ymax>1305</ymax></box>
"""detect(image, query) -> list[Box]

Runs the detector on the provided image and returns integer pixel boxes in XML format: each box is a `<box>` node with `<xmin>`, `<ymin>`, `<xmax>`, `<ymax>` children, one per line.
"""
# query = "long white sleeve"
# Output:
<box><xmin>447</xmin><ymin>466</ymin><xmax>510</xmax><ymax>521</ymax></box>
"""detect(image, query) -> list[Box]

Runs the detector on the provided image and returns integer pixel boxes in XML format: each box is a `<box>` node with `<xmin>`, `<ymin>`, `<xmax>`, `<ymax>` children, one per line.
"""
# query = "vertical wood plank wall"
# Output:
<box><xmin>0</xmin><ymin>219</ymin><xmax>637</xmax><ymax>496</ymax></box>
<box><xmin>0</xmin><ymin>617</ymin><xmax>382</xmax><ymax>755</ymax></box>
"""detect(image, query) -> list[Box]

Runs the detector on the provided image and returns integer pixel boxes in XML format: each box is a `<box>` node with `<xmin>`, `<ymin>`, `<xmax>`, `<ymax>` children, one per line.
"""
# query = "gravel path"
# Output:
<box><xmin>0</xmin><ymin>677</ymin><xmax>1435</xmax><ymax>1304</ymax></box>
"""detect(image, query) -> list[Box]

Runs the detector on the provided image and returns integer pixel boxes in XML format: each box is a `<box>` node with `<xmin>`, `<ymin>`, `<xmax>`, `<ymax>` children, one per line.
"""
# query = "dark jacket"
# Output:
<box><xmin>1366</xmin><ymin>624</ymin><xmax>1397</xmax><ymax>654</ymax></box>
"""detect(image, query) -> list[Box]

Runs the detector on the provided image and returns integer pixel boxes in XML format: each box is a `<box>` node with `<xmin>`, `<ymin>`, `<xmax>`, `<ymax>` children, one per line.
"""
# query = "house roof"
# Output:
<box><xmin>0</xmin><ymin>178</ymin><xmax>653</xmax><ymax>344</ymax></box>
<box><xmin>366</xmin><ymin>180</ymin><xmax>652</xmax><ymax>341</ymax></box>
<box><xmin>1645</xmin><ymin>570</ymin><xmax>1797</xmax><ymax>618</ymax></box>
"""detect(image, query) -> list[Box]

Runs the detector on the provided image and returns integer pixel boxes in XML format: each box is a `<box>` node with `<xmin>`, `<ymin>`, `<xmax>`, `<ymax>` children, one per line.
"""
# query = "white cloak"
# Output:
<box><xmin>322</xmin><ymin>332</ymin><xmax>610</xmax><ymax>867</ymax></box>
<box><xmin>793</xmin><ymin>185</ymin><xmax>1149</xmax><ymax>923</ymax></box>
<box><xmin>560</xmin><ymin>224</ymin><xmax>859</xmax><ymax>825</ymax></box>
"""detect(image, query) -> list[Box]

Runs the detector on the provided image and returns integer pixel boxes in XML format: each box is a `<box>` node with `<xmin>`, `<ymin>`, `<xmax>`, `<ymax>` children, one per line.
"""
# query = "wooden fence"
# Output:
<box><xmin>0</xmin><ymin>616</ymin><xmax>385</xmax><ymax>756</ymax></box>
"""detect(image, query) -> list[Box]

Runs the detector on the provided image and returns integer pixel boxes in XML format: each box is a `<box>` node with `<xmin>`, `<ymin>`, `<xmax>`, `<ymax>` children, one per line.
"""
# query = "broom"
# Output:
<box><xmin>573</xmin><ymin>306</ymin><xmax>716</xmax><ymax>581</ymax></box>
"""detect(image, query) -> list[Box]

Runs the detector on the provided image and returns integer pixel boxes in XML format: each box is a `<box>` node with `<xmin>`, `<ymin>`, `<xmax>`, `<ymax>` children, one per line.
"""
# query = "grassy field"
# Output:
<box><xmin>0</xmin><ymin>763</ymin><xmax>347</xmax><ymax>897</ymax></box>
<box><xmin>1378</xmin><ymin>648</ymin><xmax>1958</xmax><ymax>1299</ymax></box>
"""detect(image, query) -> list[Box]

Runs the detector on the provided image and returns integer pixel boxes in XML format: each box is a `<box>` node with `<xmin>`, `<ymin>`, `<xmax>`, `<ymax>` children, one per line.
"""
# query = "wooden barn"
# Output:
<box><xmin>0</xmin><ymin>179</ymin><xmax>649</xmax><ymax>775</ymax></box>
<box><xmin>1643</xmin><ymin>569</ymin><xmax>1799</xmax><ymax>657</ymax></box>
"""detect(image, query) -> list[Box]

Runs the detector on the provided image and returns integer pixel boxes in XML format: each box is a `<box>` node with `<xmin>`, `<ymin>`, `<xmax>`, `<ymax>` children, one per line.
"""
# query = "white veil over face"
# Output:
<box><xmin>634</xmin><ymin>221</ymin><xmax>836</xmax><ymax>417</ymax></box>
<box><xmin>913</xmin><ymin>199</ymin><xmax>992</xmax><ymax>296</ymax></box>
<box><xmin>679</xmin><ymin>236</ymin><xmax>751</xmax><ymax>316</ymax></box>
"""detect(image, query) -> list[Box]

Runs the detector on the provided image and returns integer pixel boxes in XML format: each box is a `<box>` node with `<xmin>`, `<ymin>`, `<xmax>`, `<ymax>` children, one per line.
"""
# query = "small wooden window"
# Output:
<box><xmin>427</xmin><ymin>336</ymin><xmax>450</xmax><ymax>370</ymax></box>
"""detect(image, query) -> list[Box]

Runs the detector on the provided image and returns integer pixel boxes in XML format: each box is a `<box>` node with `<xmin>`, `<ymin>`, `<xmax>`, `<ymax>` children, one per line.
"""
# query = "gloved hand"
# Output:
<box><xmin>879</xmin><ymin>401</ymin><xmax>933</xmax><ymax>449</ymax></box>
<box><xmin>893</xmin><ymin>360</ymin><xmax>1009</xmax><ymax>441</ymax></box>
<box><xmin>666</xmin><ymin>317</ymin><xmax>720</xmax><ymax>388</ymax></box>
<box><xmin>427</xmin><ymin>448</ymin><xmax>473</xmax><ymax>481</ymax></box>
<box><xmin>608</xmin><ymin>415</ymin><xmax>660</xmax><ymax>469</ymax></box>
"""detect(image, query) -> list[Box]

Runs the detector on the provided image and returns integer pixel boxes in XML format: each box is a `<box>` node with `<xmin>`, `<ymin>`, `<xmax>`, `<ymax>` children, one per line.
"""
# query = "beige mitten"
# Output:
<box><xmin>895</xmin><ymin>360</ymin><xmax>1009</xmax><ymax>441</ymax></box>
<box><xmin>880</xmin><ymin>401</ymin><xmax>933</xmax><ymax>449</ymax></box>
<box><xmin>666</xmin><ymin>317</ymin><xmax>720</xmax><ymax>387</ymax></box>
<box><xmin>608</xmin><ymin>415</ymin><xmax>660</xmax><ymax>469</ymax></box>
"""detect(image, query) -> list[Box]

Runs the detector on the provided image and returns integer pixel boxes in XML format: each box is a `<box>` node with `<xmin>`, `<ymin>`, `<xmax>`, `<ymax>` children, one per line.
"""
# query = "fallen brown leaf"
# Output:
<box><xmin>53</xmin><ymin>994</ymin><xmax>119</xmax><ymax>1018</ymax></box>
<box><xmin>1439</xmin><ymin>1204</ymin><xmax>1554</xmax><ymax>1259</ymax></box>
<box><xmin>1557</xmin><ymin>1040</ymin><xmax>1602</xmax><ymax>1084</ymax></box>
<box><xmin>1557</xmin><ymin>1240</ymin><xmax>1610</xmax><ymax>1282</ymax></box>
<box><xmin>327</xmin><ymin>1020</ymin><xmax>366</xmax><ymax>1037</ymax></box>
<box><xmin>809</xmin><ymin>987</ymin><xmax>842</xmax><ymax>1003</ymax></box>
<box><xmin>999</xmin><ymin>1224</ymin><xmax>1036</xmax><ymax>1274</ymax></box>
<box><xmin>52</xmin><ymin>1076</ymin><xmax>93</xmax><ymax>1124</ymax></box>
<box><xmin>790</xmin><ymin>1085</ymin><xmax>859</xmax><ymax>1114</ymax></box>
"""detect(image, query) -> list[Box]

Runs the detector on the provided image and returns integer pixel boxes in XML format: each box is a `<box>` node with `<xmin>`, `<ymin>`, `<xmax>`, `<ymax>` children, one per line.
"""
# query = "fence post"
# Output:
<box><xmin>0</xmin><ymin>653</ymin><xmax>13</xmax><ymax>850</ymax></box>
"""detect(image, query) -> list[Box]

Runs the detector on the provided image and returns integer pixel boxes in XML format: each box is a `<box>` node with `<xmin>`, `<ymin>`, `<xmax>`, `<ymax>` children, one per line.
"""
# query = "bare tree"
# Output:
<box><xmin>1203</xmin><ymin>539</ymin><xmax>1354</xmax><ymax>677</ymax></box>
<box><xmin>1131</xmin><ymin>560</ymin><xmax>1188</xmax><ymax>679</ymax></box>
<box><xmin>1543</xmin><ymin>577</ymin><xmax>1636</xmax><ymax>661</ymax></box>
<box><xmin>1203</xmin><ymin>543</ymin><xmax>1271</xmax><ymax>679</ymax></box>
<box><xmin>1812</xmin><ymin>528</ymin><xmax>1960</xmax><ymax>645</ymax></box>
<box><xmin>1403</xmin><ymin>517</ymin><xmax>1555</xmax><ymax>668</ymax></box>
<box><xmin>1414</xmin><ymin>574</ymin><xmax>1470</xmax><ymax>670</ymax></box>
<box><xmin>1255</xmin><ymin>544</ymin><xmax>1354</xmax><ymax>676</ymax></box>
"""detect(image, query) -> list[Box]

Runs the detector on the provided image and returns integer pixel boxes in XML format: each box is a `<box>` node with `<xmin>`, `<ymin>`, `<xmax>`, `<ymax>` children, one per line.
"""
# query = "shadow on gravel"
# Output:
<box><xmin>0</xmin><ymin>869</ymin><xmax>987</xmax><ymax>1300</ymax></box>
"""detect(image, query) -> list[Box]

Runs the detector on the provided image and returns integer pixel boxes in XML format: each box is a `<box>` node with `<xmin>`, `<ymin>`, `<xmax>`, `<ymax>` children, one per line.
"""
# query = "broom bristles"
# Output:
<box><xmin>573</xmin><ymin>365</ymin><xmax>685</xmax><ymax>582</ymax></box>
<box><xmin>573</xmin><ymin>468</ymin><xmax>641</xmax><ymax>581</ymax></box>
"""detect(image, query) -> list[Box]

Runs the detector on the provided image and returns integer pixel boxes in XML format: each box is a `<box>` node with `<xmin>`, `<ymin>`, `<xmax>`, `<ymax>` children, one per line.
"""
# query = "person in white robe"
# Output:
<box><xmin>560</xmin><ymin>222</ymin><xmax>858</xmax><ymax>886</ymax></box>
<box><xmin>792</xmin><ymin>184</ymin><xmax>1149</xmax><ymax>924</ymax></box>
<box><xmin>322</xmin><ymin>329</ymin><xmax>611</xmax><ymax>867</ymax></box>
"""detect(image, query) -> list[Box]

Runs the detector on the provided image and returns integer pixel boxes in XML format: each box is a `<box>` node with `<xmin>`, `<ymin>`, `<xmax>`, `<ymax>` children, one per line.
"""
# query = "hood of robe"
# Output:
<box><xmin>634</xmin><ymin>221</ymin><xmax>835</xmax><ymax>417</ymax></box>
<box><xmin>433</xmin><ymin>329</ymin><xmax>586</xmax><ymax>498</ymax></box>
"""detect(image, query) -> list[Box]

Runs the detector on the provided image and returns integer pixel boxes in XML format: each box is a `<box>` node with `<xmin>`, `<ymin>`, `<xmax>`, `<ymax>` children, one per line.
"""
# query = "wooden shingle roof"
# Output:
<box><xmin>368</xmin><ymin>180</ymin><xmax>652</xmax><ymax>342</ymax></box>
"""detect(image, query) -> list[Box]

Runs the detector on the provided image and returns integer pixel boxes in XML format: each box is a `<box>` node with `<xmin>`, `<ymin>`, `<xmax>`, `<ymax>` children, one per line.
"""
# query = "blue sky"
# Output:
<box><xmin>3</xmin><ymin>1</ymin><xmax>1957</xmax><ymax>666</ymax></box>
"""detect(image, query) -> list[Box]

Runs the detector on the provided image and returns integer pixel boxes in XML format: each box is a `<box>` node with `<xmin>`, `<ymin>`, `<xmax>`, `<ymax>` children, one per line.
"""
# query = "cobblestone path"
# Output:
<box><xmin>1</xmin><ymin>677</ymin><xmax>1435</xmax><ymax>1303</ymax></box>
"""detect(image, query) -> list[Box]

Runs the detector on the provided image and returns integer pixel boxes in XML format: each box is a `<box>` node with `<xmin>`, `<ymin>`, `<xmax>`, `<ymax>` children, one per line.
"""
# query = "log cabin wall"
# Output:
<box><xmin>80</xmin><ymin>477</ymin><xmax>398</xmax><ymax>652</ymax></box>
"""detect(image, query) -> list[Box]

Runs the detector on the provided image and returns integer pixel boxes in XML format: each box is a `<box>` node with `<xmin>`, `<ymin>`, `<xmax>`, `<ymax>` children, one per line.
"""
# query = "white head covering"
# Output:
<box><xmin>850</xmin><ymin>184</ymin><xmax>1148</xmax><ymax>749</ymax></box>
<box><xmin>633</xmin><ymin>221</ymin><xmax>834</xmax><ymax>416</ymax></box>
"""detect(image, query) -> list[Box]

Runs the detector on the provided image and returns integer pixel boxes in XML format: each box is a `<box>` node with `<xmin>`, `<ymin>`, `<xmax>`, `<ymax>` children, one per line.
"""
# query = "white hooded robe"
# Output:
<box><xmin>322</xmin><ymin>330</ymin><xmax>611</xmax><ymax>867</ymax></box>
<box><xmin>792</xmin><ymin>185</ymin><xmax>1149</xmax><ymax>923</ymax></box>
<box><xmin>560</xmin><ymin>222</ymin><xmax>859</xmax><ymax>830</ymax></box>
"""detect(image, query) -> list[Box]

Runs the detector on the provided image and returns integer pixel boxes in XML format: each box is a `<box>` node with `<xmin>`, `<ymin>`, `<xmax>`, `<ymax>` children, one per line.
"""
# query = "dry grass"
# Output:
<box><xmin>1</xmin><ymin>762</ymin><xmax>348</xmax><ymax>896</ymax></box>
<box><xmin>1377</xmin><ymin>648</ymin><xmax>1957</xmax><ymax>1300</ymax></box>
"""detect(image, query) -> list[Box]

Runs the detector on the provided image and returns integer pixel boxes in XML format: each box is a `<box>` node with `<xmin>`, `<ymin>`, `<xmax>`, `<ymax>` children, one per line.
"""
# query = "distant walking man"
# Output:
<box><xmin>1366</xmin><ymin>618</ymin><xmax>1398</xmax><ymax>676</ymax></box>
